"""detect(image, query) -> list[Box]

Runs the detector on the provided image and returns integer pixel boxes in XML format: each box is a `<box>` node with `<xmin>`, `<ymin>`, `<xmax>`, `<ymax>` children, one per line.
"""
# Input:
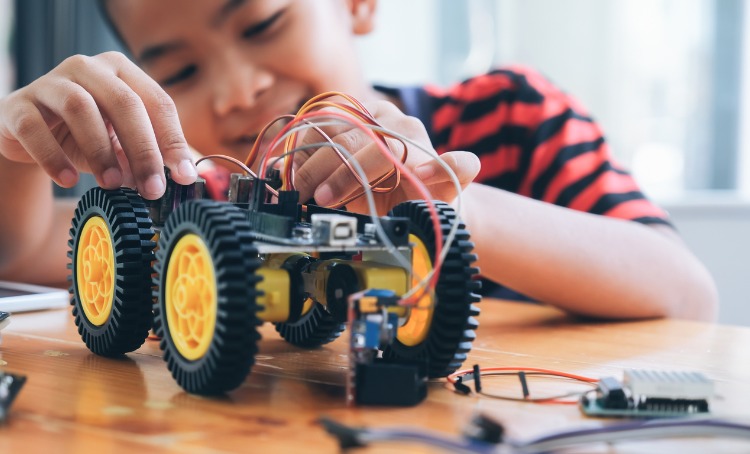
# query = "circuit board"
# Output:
<box><xmin>580</xmin><ymin>370</ymin><xmax>712</xmax><ymax>418</ymax></box>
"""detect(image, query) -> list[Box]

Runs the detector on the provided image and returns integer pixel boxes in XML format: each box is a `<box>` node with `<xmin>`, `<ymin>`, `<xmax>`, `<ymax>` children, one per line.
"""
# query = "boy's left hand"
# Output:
<box><xmin>291</xmin><ymin>100</ymin><xmax>480</xmax><ymax>214</ymax></box>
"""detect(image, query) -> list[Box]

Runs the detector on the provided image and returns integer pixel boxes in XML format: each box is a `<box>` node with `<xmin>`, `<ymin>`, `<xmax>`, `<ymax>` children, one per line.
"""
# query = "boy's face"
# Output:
<box><xmin>108</xmin><ymin>0</ymin><xmax>376</xmax><ymax>162</ymax></box>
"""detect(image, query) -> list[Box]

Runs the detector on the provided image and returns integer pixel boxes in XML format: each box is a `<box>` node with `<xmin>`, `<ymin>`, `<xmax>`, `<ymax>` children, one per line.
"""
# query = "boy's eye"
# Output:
<box><xmin>242</xmin><ymin>9</ymin><xmax>285</xmax><ymax>39</ymax></box>
<box><xmin>161</xmin><ymin>65</ymin><xmax>197</xmax><ymax>87</ymax></box>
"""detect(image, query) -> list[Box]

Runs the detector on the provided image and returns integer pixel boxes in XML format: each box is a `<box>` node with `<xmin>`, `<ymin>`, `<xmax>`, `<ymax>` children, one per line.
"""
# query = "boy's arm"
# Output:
<box><xmin>0</xmin><ymin>52</ymin><xmax>199</xmax><ymax>286</ymax></box>
<box><xmin>460</xmin><ymin>182</ymin><xmax>718</xmax><ymax>321</ymax></box>
<box><xmin>0</xmin><ymin>157</ymin><xmax>75</xmax><ymax>286</ymax></box>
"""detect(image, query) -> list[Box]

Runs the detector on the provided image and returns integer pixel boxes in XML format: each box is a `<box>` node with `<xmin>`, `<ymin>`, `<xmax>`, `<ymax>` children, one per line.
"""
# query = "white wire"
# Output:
<box><xmin>271</xmin><ymin>141</ymin><xmax>411</xmax><ymax>276</ymax></box>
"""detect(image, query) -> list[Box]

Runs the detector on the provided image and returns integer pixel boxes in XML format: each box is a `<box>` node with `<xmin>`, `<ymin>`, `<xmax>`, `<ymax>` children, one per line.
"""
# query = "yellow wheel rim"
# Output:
<box><xmin>300</xmin><ymin>297</ymin><xmax>314</xmax><ymax>316</ymax></box>
<box><xmin>76</xmin><ymin>216</ymin><xmax>115</xmax><ymax>326</ymax></box>
<box><xmin>397</xmin><ymin>234</ymin><xmax>435</xmax><ymax>346</ymax></box>
<box><xmin>165</xmin><ymin>233</ymin><xmax>217</xmax><ymax>361</ymax></box>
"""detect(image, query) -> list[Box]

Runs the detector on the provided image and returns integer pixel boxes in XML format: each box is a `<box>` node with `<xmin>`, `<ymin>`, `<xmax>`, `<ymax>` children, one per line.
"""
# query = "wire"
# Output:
<box><xmin>254</xmin><ymin>115</ymin><xmax>451</xmax><ymax>305</ymax></box>
<box><xmin>448</xmin><ymin>366</ymin><xmax>598</xmax><ymax>385</ymax></box>
<box><xmin>448</xmin><ymin>366</ymin><xmax>598</xmax><ymax>404</ymax></box>
<box><xmin>513</xmin><ymin>418</ymin><xmax>750</xmax><ymax>453</ymax></box>
<box><xmin>241</xmin><ymin>90</ymin><xmax>463</xmax><ymax>304</ymax></box>
<box><xmin>259</xmin><ymin>117</ymin><xmax>465</xmax><ymax>303</ymax></box>
<box><xmin>281</xmin><ymin>92</ymin><xmax>407</xmax><ymax>197</ymax></box>
<box><xmin>318</xmin><ymin>416</ymin><xmax>497</xmax><ymax>454</ymax></box>
<box><xmin>195</xmin><ymin>155</ymin><xmax>280</xmax><ymax>198</ymax></box>
<box><xmin>318</xmin><ymin>415</ymin><xmax>750</xmax><ymax>454</ymax></box>
<box><xmin>276</xmin><ymin>141</ymin><xmax>440</xmax><ymax>308</ymax></box>
<box><xmin>205</xmin><ymin>92</ymin><xmax>467</xmax><ymax>306</ymax></box>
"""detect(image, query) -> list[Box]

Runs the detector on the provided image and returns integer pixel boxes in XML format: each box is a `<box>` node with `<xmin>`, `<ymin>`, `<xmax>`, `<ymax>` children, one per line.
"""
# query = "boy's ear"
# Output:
<box><xmin>347</xmin><ymin>0</ymin><xmax>377</xmax><ymax>35</ymax></box>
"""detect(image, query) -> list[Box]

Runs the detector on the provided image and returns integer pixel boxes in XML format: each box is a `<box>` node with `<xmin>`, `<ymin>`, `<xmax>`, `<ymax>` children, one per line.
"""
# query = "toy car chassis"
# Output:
<box><xmin>67</xmin><ymin>171</ymin><xmax>480</xmax><ymax>400</ymax></box>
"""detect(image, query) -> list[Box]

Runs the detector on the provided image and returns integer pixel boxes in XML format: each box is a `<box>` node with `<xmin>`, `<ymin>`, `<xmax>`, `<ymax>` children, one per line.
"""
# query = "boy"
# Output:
<box><xmin>0</xmin><ymin>0</ymin><xmax>717</xmax><ymax>320</ymax></box>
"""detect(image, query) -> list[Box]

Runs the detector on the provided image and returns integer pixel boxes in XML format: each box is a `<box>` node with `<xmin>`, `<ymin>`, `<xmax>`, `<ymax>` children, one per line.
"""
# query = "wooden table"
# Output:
<box><xmin>1</xmin><ymin>300</ymin><xmax>749</xmax><ymax>453</ymax></box>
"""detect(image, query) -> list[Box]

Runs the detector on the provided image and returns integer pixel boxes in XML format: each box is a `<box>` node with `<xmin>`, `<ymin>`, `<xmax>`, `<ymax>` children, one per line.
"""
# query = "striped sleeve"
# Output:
<box><xmin>425</xmin><ymin>67</ymin><xmax>671</xmax><ymax>227</ymax></box>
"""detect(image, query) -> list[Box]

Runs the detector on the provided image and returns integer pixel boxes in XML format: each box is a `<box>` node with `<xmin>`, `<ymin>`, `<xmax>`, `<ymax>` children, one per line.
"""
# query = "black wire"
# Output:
<box><xmin>518</xmin><ymin>371</ymin><xmax>530</xmax><ymax>398</ymax></box>
<box><xmin>473</xmin><ymin>364</ymin><xmax>482</xmax><ymax>393</ymax></box>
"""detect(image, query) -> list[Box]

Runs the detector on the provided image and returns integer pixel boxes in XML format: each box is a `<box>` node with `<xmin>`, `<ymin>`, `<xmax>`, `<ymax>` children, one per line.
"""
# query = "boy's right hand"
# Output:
<box><xmin>0</xmin><ymin>51</ymin><xmax>197</xmax><ymax>199</ymax></box>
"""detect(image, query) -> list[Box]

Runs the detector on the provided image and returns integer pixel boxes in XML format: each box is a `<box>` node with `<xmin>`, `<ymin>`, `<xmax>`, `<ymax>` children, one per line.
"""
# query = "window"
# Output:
<box><xmin>0</xmin><ymin>0</ymin><xmax>13</xmax><ymax>96</ymax></box>
<box><xmin>13</xmin><ymin>0</ymin><xmax>123</xmax><ymax>196</ymax></box>
<box><xmin>358</xmin><ymin>0</ymin><xmax>747</xmax><ymax>199</ymax></box>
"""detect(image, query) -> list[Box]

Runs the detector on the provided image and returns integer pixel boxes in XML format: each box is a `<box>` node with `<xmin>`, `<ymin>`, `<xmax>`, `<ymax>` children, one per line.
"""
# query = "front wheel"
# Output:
<box><xmin>153</xmin><ymin>200</ymin><xmax>262</xmax><ymax>395</ymax></box>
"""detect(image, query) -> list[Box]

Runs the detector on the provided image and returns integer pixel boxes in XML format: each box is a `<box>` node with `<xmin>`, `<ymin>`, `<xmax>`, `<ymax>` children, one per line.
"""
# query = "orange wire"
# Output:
<box><xmin>257</xmin><ymin>109</ymin><xmax>444</xmax><ymax>302</ymax></box>
<box><xmin>279</xmin><ymin>93</ymin><xmax>406</xmax><ymax>199</ymax></box>
<box><xmin>282</xmin><ymin>116</ymin><xmax>406</xmax><ymax>208</ymax></box>
<box><xmin>241</xmin><ymin>92</ymin><xmax>443</xmax><ymax>304</ymax></box>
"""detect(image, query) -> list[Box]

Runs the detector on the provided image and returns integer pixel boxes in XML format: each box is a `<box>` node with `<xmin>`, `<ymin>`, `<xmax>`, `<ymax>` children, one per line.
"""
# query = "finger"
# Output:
<box><xmin>414</xmin><ymin>151</ymin><xmax>481</xmax><ymax>188</ymax></box>
<box><xmin>290</xmin><ymin>114</ymin><xmax>356</xmax><ymax>171</ymax></box>
<box><xmin>311</xmin><ymin>141</ymin><xmax>397</xmax><ymax>207</ymax></box>
<box><xmin>101</xmin><ymin>52</ymin><xmax>196</xmax><ymax>185</ymax></box>
<box><xmin>32</xmin><ymin>78</ymin><xmax>122</xmax><ymax>189</ymax></box>
<box><xmin>61</xmin><ymin>55</ymin><xmax>166</xmax><ymax>199</ymax></box>
<box><xmin>292</xmin><ymin>125</ymin><xmax>376</xmax><ymax>201</ymax></box>
<box><xmin>108</xmin><ymin>121</ymin><xmax>137</xmax><ymax>188</ymax></box>
<box><xmin>6</xmin><ymin>101</ymin><xmax>79</xmax><ymax>187</ymax></box>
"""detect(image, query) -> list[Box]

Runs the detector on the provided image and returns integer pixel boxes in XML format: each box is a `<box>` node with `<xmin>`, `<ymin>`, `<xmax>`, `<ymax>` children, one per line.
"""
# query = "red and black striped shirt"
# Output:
<box><xmin>379</xmin><ymin>66</ymin><xmax>670</xmax><ymax>227</ymax></box>
<box><xmin>378</xmin><ymin>67</ymin><xmax>671</xmax><ymax>299</ymax></box>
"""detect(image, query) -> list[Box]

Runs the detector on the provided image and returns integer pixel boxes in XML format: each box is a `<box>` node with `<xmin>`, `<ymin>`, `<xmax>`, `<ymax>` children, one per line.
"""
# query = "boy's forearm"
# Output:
<box><xmin>0</xmin><ymin>156</ymin><xmax>72</xmax><ymax>286</ymax></box>
<box><xmin>458</xmin><ymin>183</ymin><xmax>718</xmax><ymax>321</ymax></box>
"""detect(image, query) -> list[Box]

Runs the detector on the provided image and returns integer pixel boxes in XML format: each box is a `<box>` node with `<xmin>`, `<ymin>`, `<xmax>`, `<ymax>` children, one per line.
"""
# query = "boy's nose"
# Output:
<box><xmin>212</xmin><ymin>59</ymin><xmax>273</xmax><ymax>116</ymax></box>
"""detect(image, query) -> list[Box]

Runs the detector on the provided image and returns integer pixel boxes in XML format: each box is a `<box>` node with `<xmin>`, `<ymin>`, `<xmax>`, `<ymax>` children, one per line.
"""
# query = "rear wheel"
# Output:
<box><xmin>68</xmin><ymin>188</ymin><xmax>155</xmax><ymax>356</ymax></box>
<box><xmin>383</xmin><ymin>201</ymin><xmax>481</xmax><ymax>377</ymax></box>
<box><xmin>154</xmin><ymin>200</ymin><xmax>262</xmax><ymax>395</ymax></box>
<box><xmin>274</xmin><ymin>255</ymin><xmax>350</xmax><ymax>348</ymax></box>
<box><xmin>275</xmin><ymin>301</ymin><xmax>346</xmax><ymax>348</ymax></box>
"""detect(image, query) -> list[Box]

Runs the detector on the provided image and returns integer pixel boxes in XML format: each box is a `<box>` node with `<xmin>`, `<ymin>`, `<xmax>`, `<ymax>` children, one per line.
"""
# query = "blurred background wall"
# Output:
<box><xmin>0</xmin><ymin>0</ymin><xmax>12</xmax><ymax>96</ymax></box>
<box><xmin>1</xmin><ymin>0</ymin><xmax>748</xmax><ymax>324</ymax></box>
<box><xmin>357</xmin><ymin>0</ymin><xmax>750</xmax><ymax>326</ymax></box>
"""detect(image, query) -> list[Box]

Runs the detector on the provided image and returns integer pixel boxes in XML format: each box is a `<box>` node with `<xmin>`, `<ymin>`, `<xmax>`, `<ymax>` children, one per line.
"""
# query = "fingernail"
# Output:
<box><xmin>101</xmin><ymin>167</ymin><xmax>122</xmax><ymax>188</ymax></box>
<box><xmin>414</xmin><ymin>164</ymin><xmax>436</xmax><ymax>182</ymax></box>
<box><xmin>144</xmin><ymin>174</ymin><xmax>165</xmax><ymax>197</ymax></box>
<box><xmin>178</xmin><ymin>159</ymin><xmax>197</xmax><ymax>179</ymax></box>
<box><xmin>315</xmin><ymin>185</ymin><xmax>334</xmax><ymax>206</ymax></box>
<box><xmin>58</xmin><ymin>168</ymin><xmax>78</xmax><ymax>187</ymax></box>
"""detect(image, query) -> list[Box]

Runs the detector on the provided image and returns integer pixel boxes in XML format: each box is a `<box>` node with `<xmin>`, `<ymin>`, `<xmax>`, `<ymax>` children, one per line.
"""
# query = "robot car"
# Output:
<box><xmin>67</xmin><ymin>169</ymin><xmax>480</xmax><ymax>404</ymax></box>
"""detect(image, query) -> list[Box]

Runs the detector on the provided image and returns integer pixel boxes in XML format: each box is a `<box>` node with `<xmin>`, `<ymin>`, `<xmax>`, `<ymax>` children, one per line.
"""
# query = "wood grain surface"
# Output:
<box><xmin>1</xmin><ymin>300</ymin><xmax>749</xmax><ymax>453</ymax></box>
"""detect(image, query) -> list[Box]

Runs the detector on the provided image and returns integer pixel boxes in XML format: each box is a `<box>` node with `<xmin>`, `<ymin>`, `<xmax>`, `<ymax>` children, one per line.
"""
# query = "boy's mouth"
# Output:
<box><xmin>236</xmin><ymin>135</ymin><xmax>259</xmax><ymax>146</ymax></box>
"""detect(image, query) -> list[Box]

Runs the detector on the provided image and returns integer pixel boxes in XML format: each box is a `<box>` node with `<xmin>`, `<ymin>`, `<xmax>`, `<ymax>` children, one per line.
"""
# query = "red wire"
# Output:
<box><xmin>447</xmin><ymin>366</ymin><xmax>598</xmax><ymax>405</ymax></box>
<box><xmin>447</xmin><ymin>367</ymin><xmax>597</xmax><ymax>384</ymax></box>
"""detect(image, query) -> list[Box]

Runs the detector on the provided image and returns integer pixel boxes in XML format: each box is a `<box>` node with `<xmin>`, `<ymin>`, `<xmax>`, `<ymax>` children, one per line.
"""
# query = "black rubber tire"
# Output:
<box><xmin>275</xmin><ymin>302</ymin><xmax>346</xmax><ymax>348</ymax></box>
<box><xmin>383</xmin><ymin>200</ymin><xmax>481</xmax><ymax>378</ymax></box>
<box><xmin>153</xmin><ymin>200</ymin><xmax>262</xmax><ymax>395</ymax></box>
<box><xmin>68</xmin><ymin>187</ymin><xmax>155</xmax><ymax>357</ymax></box>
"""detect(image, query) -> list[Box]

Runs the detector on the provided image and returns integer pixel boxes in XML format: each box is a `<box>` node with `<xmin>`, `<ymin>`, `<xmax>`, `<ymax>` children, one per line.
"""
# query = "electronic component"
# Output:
<box><xmin>311</xmin><ymin>214</ymin><xmax>358</xmax><ymax>246</ymax></box>
<box><xmin>346</xmin><ymin>289</ymin><xmax>427</xmax><ymax>406</ymax></box>
<box><xmin>0</xmin><ymin>371</ymin><xmax>26</xmax><ymax>423</ymax></box>
<box><xmin>580</xmin><ymin>369</ymin><xmax>713</xmax><ymax>417</ymax></box>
